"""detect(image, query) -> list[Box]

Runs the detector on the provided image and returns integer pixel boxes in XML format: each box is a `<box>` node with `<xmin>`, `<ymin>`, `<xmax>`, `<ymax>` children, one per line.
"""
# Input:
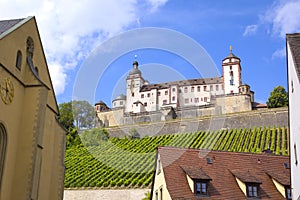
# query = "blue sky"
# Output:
<box><xmin>1</xmin><ymin>0</ymin><xmax>300</xmax><ymax>106</ymax></box>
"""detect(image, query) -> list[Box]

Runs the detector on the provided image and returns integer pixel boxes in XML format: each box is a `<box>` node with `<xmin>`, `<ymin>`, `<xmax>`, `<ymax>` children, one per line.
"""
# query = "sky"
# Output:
<box><xmin>1</xmin><ymin>0</ymin><xmax>300</xmax><ymax>106</ymax></box>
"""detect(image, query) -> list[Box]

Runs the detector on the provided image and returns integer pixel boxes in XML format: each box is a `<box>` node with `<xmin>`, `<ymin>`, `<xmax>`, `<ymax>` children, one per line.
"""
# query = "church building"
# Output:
<box><xmin>0</xmin><ymin>17</ymin><xmax>66</xmax><ymax>200</ymax></box>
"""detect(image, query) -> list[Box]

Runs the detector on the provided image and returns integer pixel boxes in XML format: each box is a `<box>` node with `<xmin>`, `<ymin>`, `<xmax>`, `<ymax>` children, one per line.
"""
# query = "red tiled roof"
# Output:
<box><xmin>155</xmin><ymin>147</ymin><xmax>290</xmax><ymax>200</ymax></box>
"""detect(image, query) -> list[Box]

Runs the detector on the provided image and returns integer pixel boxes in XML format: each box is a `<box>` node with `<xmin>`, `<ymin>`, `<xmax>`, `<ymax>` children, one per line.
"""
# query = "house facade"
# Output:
<box><xmin>0</xmin><ymin>17</ymin><xmax>66</xmax><ymax>200</ymax></box>
<box><xmin>287</xmin><ymin>33</ymin><xmax>300</xmax><ymax>200</ymax></box>
<box><xmin>151</xmin><ymin>147</ymin><xmax>291</xmax><ymax>200</ymax></box>
<box><xmin>95</xmin><ymin>48</ymin><xmax>255</xmax><ymax>127</ymax></box>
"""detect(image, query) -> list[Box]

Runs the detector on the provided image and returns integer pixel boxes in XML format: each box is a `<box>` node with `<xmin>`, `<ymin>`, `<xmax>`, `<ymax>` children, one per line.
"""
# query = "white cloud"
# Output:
<box><xmin>263</xmin><ymin>0</ymin><xmax>300</xmax><ymax>38</ymax></box>
<box><xmin>147</xmin><ymin>0</ymin><xmax>168</xmax><ymax>12</ymax></box>
<box><xmin>243</xmin><ymin>24</ymin><xmax>258</xmax><ymax>36</ymax></box>
<box><xmin>0</xmin><ymin>0</ymin><xmax>167</xmax><ymax>95</ymax></box>
<box><xmin>272</xmin><ymin>47</ymin><xmax>286</xmax><ymax>59</ymax></box>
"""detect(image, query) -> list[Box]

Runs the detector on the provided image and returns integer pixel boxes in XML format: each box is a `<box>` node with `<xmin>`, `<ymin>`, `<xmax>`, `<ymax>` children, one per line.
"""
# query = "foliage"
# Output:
<box><xmin>129</xmin><ymin>128</ymin><xmax>140</xmax><ymax>140</ymax></box>
<box><xmin>66</xmin><ymin>128</ymin><xmax>82</xmax><ymax>148</ymax></box>
<box><xmin>72</xmin><ymin>100</ymin><xmax>95</xmax><ymax>129</ymax></box>
<box><xmin>58</xmin><ymin>101</ymin><xmax>74</xmax><ymax>130</ymax></box>
<box><xmin>266</xmin><ymin>86</ymin><xmax>288</xmax><ymax>108</ymax></box>
<box><xmin>80</xmin><ymin>128</ymin><xmax>109</xmax><ymax>146</ymax></box>
<box><xmin>142</xmin><ymin>191</ymin><xmax>151</xmax><ymax>200</ymax></box>
<box><xmin>64</xmin><ymin>126</ymin><xmax>289</xmax><ymax>189</ymax></box>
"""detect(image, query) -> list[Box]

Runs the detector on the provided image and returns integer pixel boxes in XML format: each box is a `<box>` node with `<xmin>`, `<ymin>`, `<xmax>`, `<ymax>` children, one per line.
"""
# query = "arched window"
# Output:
<box><xmin>0</xmin><ymin>123</ymin><xmax>7</xmax><ymax>192</ymax></box>
<box><xmin>15</xmin><ymin>50</ymin><xmax>22</xmax><ymax>70</ymax></box>
<box><xmin>26</xmin><ymin>37</ymin><xmax>34</xmax><ymax>59</ymax></box>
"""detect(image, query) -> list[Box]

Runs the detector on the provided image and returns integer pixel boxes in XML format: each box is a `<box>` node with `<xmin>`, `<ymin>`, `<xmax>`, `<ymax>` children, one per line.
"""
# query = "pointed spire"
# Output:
<box><xmin>230</xmin><ymin>45</ymin><xmax>232</xmax><ymax>53</ymax></box>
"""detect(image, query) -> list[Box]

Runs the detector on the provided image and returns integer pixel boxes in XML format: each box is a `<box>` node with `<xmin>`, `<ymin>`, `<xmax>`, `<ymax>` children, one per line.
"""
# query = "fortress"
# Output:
<box><xmin>95</xmin><ymin>47</ymin><xmax>264</xmax><ymax>127</ymax></box>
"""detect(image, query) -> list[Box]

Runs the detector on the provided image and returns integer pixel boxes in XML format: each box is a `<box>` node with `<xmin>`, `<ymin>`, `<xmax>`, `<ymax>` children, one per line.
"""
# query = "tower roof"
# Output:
<box><xmin>223</xmin><ymin>45</ymin><xmax>240</xmax><ymax>60</ymax></box>
<box><xmin>128</xmin><ymin>60</ymin><xmax>141</xmax><ymax>76</ymax></box>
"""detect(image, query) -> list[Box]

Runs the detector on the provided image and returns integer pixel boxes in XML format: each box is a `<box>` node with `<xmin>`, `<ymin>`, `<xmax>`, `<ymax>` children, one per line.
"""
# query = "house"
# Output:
<box><xmin>287</xmin><ymin>33</ymin><xmax>300</xmax><ymax>200</ymax></box>
<box><xmin>151</xmin><ymin>147</ymin><xmax>291</xmax><ymax>200</ymax></box>
<box><xmin>0</xmin><ymin>17</ymin><xmax>66</xmax><ymax>200</ymax></box>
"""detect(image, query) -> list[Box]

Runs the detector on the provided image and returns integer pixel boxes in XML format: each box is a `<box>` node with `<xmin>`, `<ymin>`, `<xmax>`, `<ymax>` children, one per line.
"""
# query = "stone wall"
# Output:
<box><xmin>106</xmin><ymin>107</ymin><xmax>288</xmax><ymax>138</ymax></box>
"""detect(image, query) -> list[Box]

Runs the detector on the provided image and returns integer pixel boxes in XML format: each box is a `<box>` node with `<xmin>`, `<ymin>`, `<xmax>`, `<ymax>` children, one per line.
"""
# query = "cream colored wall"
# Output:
<box><xmin>0</xmin><ymin>17</ymin><xmax>66</xmax><ymax>200</ymax></box>
<box><xmin>235</xmin><ymin>177</ymin><xmax>247</xmax><ymax>196</ymax></box>
<box><xmin>272</xmin><ymin>178</ymin><xmax>286</xmax><ymax>198</ymax></box>
<box><xmin>97</xmin><ymin>109</ymin><xmax>124</xmax><ymax>127</ymax></box>
<box><xmin>186</xmin><ymin>174</ymin><xmax>194</xmax><ymax>193</ymax></box>
<box><xmin>152</xmin><ymin>154</ymin><xmax>172</xmax><ymax>200</ymax></box>
<box><xmin>216</xmin><ymin>95</ymin><xmax>252</xmax><ymax>114</ymax></box>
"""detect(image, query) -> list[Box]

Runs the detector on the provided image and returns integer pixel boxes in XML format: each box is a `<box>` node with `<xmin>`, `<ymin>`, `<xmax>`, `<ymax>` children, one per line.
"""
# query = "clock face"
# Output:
<box><xmin>0</xmin><ymin>78</ymin><xmax>14</xmax><ymax>105</ymax></box>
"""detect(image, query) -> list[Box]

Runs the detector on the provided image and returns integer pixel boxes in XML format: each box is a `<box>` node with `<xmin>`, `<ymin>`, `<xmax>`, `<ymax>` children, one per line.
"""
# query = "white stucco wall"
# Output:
<box><xmin>287</xmin><ymin>43</ymin><xmax>300</xmax><ymax>200</ymax></box>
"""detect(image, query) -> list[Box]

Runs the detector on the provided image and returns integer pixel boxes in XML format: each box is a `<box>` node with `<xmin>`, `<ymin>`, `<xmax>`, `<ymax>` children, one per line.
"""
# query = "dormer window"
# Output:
<box><xmin>182</xmin><ymin>166</ymin><xmax>211</xmax><ymax>197</ymax></box>
<box><xmin>247</xmin><ymin>183</ymin><xmax>258</xmax><ymax>197</ymax></box>
<box><xmin>286</xmin><ymin>187</ymin><xmax>292</xmax><ymax>200</ymax></box>
<box><xmin>195</xmin><ymin>180</ymin><xmax>208</xmax><ymax>195</ymax></box>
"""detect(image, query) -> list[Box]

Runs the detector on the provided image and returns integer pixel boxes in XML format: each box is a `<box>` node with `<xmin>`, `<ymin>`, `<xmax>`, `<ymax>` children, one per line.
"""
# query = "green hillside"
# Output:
<box><xmin>64</xmin><ymin>126</ymin><xmax>289</xmax><ymax>189</ymax></box>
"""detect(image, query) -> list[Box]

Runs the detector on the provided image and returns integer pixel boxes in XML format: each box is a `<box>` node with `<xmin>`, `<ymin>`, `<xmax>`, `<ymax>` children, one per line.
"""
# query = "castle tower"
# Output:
<box><xmin>222</xmin><ymin>45</ymin><xmax>242</xmax><ymax>94</ymax></box>
<box><xmin>126</xmin><ymin>58</ymin><xmax>145</xmax><ymax>112</ymax></box>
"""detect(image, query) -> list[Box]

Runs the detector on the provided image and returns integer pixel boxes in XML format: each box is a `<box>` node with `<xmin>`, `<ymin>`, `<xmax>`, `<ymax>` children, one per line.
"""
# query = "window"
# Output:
<box><xmin>172</xmin><ymin>96</ymin><xmax>175</xmax><ymax>101</ymax></box>
<box><xmin>163</xmin><ymin>100</ymin><xmax>167</xmax><ymax>105</ymax></box>
<box><xmin>155</xmin><ymin>190</ymin><xmax>158</xmax><ymax>200</ymax></box>
<box><xmin>0</xmin><ymin>123</ymin><xmax>7</xmax><ymax>192</ymax></box>
<box><xmin>179</xmin><ymin>89</ymin><xmax>182</xmax><ymax>93</ymax></box>
<box><xmin>204</xmin><ymin>97</ymin><xmax>207</xmax><ymax>102</ymax></box>
<box><xmin>144</xmin><ymin>102</ymin><xmax>147</xmax><ymax>107</ymax></box>
<box><xmin>230</xmin><ymin>65</ymin><xmax>232</xmax><ymax>70</ymax></box>
<box><xmin>191</xmin><ymin>87</ymin><xmax>194</xmax><ymax>92</ymax></box>
<box><xmin>120</xmin><ymin>101</ymin><xmax>123</xmax><ymax>106</ymax></box>
<box><xmin>286</xmin><ymin>187</ymin><xmax>292</xmax><ymax>200</ymax></box>
<box><xmin>172</xmin><ymin>88</ymin><xmax>176</xmax><ymax>92</ymax></box>
<box><xmin>191</xmin><ymin>98</ymin><xmax>193</xmax><ymax>102</ymax></box>
<box><xmin>230</xmin><ymin>79</ymin><xmax>234</xmax><ymax>85</ymax></box>
<box><xmin>147</xmin><ymin>93</ymin><xmax>150</xmax><ymax>97</ymax></box>
<box><xmin>16</xmin><ymin>50</ymin><xmax>22</xmax><ymax>70</ymax></box>
<box><xmin>158</xmin><ymin>92</ymin><xmax>161</xmax><ymax>96</ymax></box>
<box><xmin>184</xmin><ymin>98</ymin><xmax>189</xmax><ymax>104</ymax></box>
<box><xmin>159</xmin><ymin>187</ymin><xmax>163</xmax><ymax>200</ymax></box>
<box><xmin>197</xmin><ymin>86</ymin><xmax>200</xmax><ymax>92</ymax></box>
<box><xmin>195</xmin><ymin>181</ymin><xmax>207</xmax><ymax>195</ymax></box>
<box><xmin>216</xmin><ymin>85</ymin><xmax>219</xmax><ymax>91</ymax></box>
<box><xmin>204</xmin><ymin>86</ymin><xmax>207</xmax><ymax>91</ymax></box>
<box><xmin>230</xmin><ymin>90</ymin><xmax>233</xmax><ymax>94</ymax></box>
<box><xmin>113</xmin><ymin>102</ymin><xmax>116</xmax><ymax>107</ymax></box>
<box><xmin>210</xmin><ymin>85</ymin><xmax>213</xmax><ymax>91</ymax></box>
<box><xmin>165</xmin><ymin>90</ymin><xmax>168</xmax><ymax>95</ymax></box>
<box><xmin>26</xmin><ymin>37</ymin><xmax>34</xmax><ymax>59</ymax></box>
<box><xmin>184</xmin><ymin>87</ymin><xmax>188</xmax><ymax>93</ymax></box>
<box><xmin>141</xmin><ymin>94</ymin><xmax>144</xmax><ymax>98</ymax></box>
<box><xmin>247</xmin><ymin>184</ymin><xmax>258</xmax><ymax>197</ymax></box>
<box><xmin>132</xmin><ymin>92</ymin><xmax>134</xmax><ymax>97</ymax></box>
<box><xmin>195</xmin><ymin>98</ymin><xmax>199</xmax><ymax>103</ymax></box>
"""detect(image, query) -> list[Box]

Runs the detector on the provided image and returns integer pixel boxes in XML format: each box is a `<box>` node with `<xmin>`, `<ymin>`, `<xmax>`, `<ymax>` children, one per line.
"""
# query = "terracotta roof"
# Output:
<box><xmin>140</xmin><ymin>77</ymin><xmax>223</xmax><ymax>92</ymax></box>
<box><xmin>287</xmin><ymin>33</ymin><xmax>300</xmax><ymax>82</ymax></box>
<box><xmin>0</xmin><ymin>18</ymin><xmax>24</xmax><ymax>36</ymax></box>
<box><xmin>154</xmin><ymin>147</ymin><xmax>290</xmax><ymax>200</ymax></box>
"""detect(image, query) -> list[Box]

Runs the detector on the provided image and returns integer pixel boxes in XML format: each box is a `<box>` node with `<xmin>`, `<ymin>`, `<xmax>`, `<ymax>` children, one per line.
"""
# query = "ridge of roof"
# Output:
<box><xmin>0</xmin><ymin>16</ymin><xmax>33</xmax><ymax>39</ymax></box>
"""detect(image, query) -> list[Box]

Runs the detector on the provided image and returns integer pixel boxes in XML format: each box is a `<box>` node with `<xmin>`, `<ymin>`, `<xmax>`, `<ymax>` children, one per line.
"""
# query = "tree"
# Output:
<box><xmin>66</xmin><ymin>128</ymin><xmax>82</xmax><ymax>148</ymax></box>
<box><xmin>129</xmin><ymin>128</ymin><xmax>140</xmax><ymax>140</ymax></box>
<box><xmin>72</xmin><ymin>100</ymin><xmax>95</xmax><ymax>129</ymax></box>
<box><xmin>80</xmin><ymin>128</ymin><xmax>109</xmax><ymax>146</ymax></box>
<box><xmin>58</xmin><ymin>101</ymin><xmax>74</xmax><ymax>130</ymax></box>
<box><xmin>266</xmin><ymin>86</ymin><xmax>288</xmax><ymax>108</ymax></box>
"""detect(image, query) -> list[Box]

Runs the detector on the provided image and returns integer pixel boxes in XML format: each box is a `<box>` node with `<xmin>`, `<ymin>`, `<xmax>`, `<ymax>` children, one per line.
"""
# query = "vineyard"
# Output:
<box><xmin>64</xmin><ymin>126</ymin><xmax>289</xmax><ymax>189</ymax></box>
